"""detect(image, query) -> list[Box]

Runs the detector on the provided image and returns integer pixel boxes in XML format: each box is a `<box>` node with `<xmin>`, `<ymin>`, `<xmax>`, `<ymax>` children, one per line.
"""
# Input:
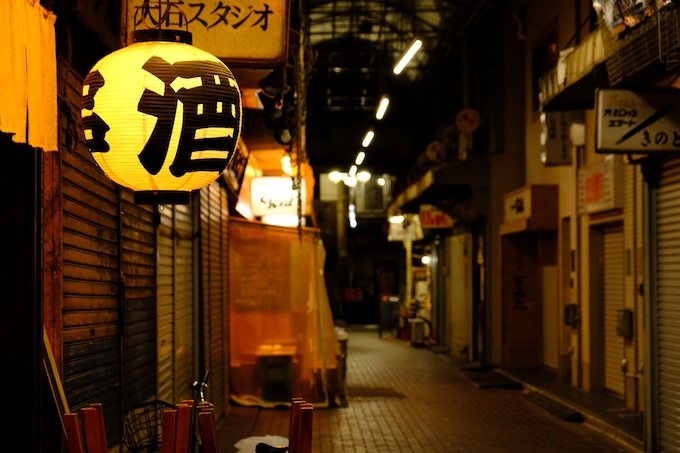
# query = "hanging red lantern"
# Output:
<box><xmin>80</xmin><ymin>30</ymin><xmax>242</xmax><ymax>204</ymax></box>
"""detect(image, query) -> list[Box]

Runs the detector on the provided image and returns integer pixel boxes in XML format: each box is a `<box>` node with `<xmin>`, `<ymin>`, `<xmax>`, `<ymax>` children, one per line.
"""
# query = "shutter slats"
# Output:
<box><xmin>603</xmin><ymin>229</ymin><xmax>625</xmax><ymax>395</ymax></box>
<box><xmin>656</xmin><ymin>157</ymin><xmax>680</xmax><ymax>451</ymax></box>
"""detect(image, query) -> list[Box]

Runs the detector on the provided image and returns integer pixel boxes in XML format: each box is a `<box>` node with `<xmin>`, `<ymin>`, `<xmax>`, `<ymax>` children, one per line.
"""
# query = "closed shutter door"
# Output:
<box><xmin>449</xmin><ymin>234</ymin><xmax>469</xmax><ymax>358</ymax></box>
<box><xmin>200</xmin><ymin>182</ymin><xmax>229</xmax><ymax>420</ymax></box>
<box><xmin>539</xmin><ymin>236</ymin><xmax>558</xmax><ymax>371</ymax></box>
<box><xmin>120</xmin><ymin>192</ymin><xmax>157</xmax><ymax>408</ymax></box>
<box><xmin>655</xmin><ymin>157</ymin><xmax>680</xmax><ymax>452</ymax></box>
<box><xmin>174</xmin><ymin>203</ymin><xmax>196</xmax><ymax>402</ymax></box>
<box><xmin>157</xmin><ymin>204</ymin><xmax>196</xmax><ymax>404</ymax></box>
<box><xmin>157</xmin><ymin>206</ymin><xmax>175</xmax><ymax>402</ymax></box>
<box><xmin>62</xmin><ymin>68</ymin><xmax>122</xmax><ymax>444</ymax></box>
<box><xmin>603</xmin><ymin>227</ymin><xmax>625</xmax><ymax>395</ymax></box>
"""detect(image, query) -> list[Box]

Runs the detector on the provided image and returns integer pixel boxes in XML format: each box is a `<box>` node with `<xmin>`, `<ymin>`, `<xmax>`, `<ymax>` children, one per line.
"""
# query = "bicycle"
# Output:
<box><xmin>122</xmin><ymin>370</ymin><xmax>212</xmax><ymax>453</ymax></box>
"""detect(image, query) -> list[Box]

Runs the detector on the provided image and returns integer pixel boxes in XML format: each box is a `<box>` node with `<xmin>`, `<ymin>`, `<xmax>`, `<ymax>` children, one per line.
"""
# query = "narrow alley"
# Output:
<box><xmin>219</xmin><ymin>328</ymin><xmax>637</xmax><ymax>453</ymax></box>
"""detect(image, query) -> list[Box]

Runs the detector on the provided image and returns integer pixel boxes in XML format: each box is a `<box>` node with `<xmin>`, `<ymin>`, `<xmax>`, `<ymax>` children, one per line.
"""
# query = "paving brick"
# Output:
<box><xmin>219</xmin><ymin>329</ymin><xmax>637</xmax><ymax>453</ymax></box>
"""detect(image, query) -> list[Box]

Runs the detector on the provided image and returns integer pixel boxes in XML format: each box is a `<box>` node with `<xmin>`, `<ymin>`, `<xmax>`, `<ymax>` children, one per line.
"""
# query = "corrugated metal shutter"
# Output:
<box><xmin>157</xmin><ymin>207</ymin><xmax>175</xmax><ymax>402</ymax></box>
<box><xmin>157</xmin><ymin>204</ymin><xmax>196</xmax><ymax>404</ymax></box>
<box><xmin>603</xmin><ymin>227</ymin><xmax>625</xmax><ymax>395</ymax></box>
<box><xmin>174</xmin><ymin>204</ymin><xmax>196</xmax><ymax>402</ymax></box>
<box><xmin>655</xmin><ymin>157</ymin><xmax>680</xmax><ymax>452</ymax></box>
<box><xmin>449</xmin><ymin>233</ymin><xmax>469</xmax><ymax>359</ymax></box>
<box><xmin>62</xmin><ymin>67</ymin><xmax>157</xmax><ymax>446</ymax></box>
<box><xmin>62</xmin><ymin>67</ymin><xmax>121</xmax><ymax>444</ymax></box>
<box><xmin>120</xmin><ymin>191</ymin><xmax>157</xmax><ymax>407</ymax></box>
<box><xmin>539</xmin><ymin>236</ymin><xmax>558</xmax><ymax>371</ymax></box>
<box><xmin>200</xmin><ymin>182</ymin><xmax>229</xmax><ymax>420</ymax></box>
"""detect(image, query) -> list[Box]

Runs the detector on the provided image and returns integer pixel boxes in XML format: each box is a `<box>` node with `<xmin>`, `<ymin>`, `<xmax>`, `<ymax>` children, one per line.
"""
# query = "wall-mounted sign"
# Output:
<box><xmin>127</xmin><ymin>0</ymin><xmax>290</xmax><ymax>67</ymax></box>
<box><xmin>504</xmin><ymin>187</ymin><xmax>532</xmax><ymax>223</ymax></box>
<box><xmin>596</xmin><ymin>89</ymin><xmax>680</xmax><ymax>153</ymax></box>
<box><xmin>387</xmin><ymin>215</ymin><xmax>423</xmax><ymax>242</ymax></box>
<box><xmin>251</xmin><ymin>176</ymin><xmax>305</xmax><ymax>216</ymax></box>
<box><xmin>578</xmin><ymin>154</ymin><xmax>624</xmax><ymax>215</ymax></box>
<box><xmin>419</xmin><ymin>204</ymin><xmax>454</xmax><ymax>229</ymax></box>
<box><xmin>541</xmin><ymin>111</ymin><xmax>572</xmax><ymax>165</ymax></box>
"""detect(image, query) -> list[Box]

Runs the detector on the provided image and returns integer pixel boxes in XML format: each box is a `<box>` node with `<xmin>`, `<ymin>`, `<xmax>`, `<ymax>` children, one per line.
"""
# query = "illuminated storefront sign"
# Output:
<box><xmin>127</xmin><ymin>0</ymin><xmax>290</xmax><ymax>66</ymax></box>
<box><xmin>250</xmin><ymin>176</ymin><xmax>306</xmax><ymax>217</ymax></box>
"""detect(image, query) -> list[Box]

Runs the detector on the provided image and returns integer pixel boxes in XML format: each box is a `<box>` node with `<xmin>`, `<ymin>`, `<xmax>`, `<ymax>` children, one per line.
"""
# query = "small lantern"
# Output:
<box><xmin>80</xmin><ymin>29</ymin><xmax>242</xmax><ymax>204</ymax></box>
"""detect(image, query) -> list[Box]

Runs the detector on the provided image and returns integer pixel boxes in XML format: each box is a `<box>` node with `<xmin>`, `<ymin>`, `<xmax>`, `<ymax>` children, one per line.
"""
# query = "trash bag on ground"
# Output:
<box><xmin>234</xmin><ymin>435</ymin><xmax>288</xmax><ymax>453</ymax></box>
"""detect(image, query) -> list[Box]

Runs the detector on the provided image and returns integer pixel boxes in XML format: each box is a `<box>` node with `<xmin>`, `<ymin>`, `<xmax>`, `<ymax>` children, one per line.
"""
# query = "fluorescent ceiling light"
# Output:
<box><xmin>376</xmin><ymin>95</ymin><xmax>390</xmax><ymax>120</ymax></box>
<box><xmin>349</xmin><ymin>165</ymin><xmax>357</xmax><ymax>177</ymax></box>
<box><xmin>355</xmin><ymin>151</ymin><xmax>366</xmax><ymax>165</ymax></box>
<box><xmin>362</xmin><ymin>129</ymin><xmax>375</xmax><ymax>148</ymax></box>
<box><xmin>393</xmin><ymin>38</ymin><xmax>422</xmax><ymax>74</ymax></box>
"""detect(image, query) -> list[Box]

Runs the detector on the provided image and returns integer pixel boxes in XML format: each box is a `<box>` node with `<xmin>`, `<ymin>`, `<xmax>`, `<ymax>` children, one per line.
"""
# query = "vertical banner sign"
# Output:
<box><xmin>596</xmin><ymin>89</ymin><xmax>680</xmax><ymax>153</ymax></box>
<box><xmin>127</xmin><ymin>0</ymin><xmax>290</xmax><ymax>67</ymax></box>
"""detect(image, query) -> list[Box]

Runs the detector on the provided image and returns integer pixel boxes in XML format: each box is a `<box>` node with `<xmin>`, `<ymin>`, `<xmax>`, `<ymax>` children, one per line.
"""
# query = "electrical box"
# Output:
<box><xmin>564</xmin><ymin>304</ymin><xmax>578</xmax><ymax>328</ymax></box>
<box><xmin>616</xmin><ymin>309</ymin><xmax>634</xmax><ymax>340</ymax></box>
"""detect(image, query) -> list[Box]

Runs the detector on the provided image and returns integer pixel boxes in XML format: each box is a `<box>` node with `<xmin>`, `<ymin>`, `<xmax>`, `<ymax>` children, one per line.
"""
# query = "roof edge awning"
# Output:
<box><xmin>541</xmin><ymin>28</ymin><xmax>609</xmax><ymax>112</ymax></box>
<box><xmin>388</xmin><ymin>157</ymin><xmax>490</xmax><ymax>217</ymax></box>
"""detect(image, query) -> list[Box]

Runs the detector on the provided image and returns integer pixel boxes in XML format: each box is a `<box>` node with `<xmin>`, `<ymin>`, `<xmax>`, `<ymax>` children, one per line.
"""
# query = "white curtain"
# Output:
<box><xmin>0</xmin><ymin>0</ymin><xmax>57</xmax><ymax>152</ymax></box>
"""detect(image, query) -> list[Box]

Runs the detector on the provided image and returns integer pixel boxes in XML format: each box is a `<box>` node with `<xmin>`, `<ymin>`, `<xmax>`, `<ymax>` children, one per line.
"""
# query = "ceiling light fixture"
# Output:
<box><xmin>362</xmin><ymin>129</ymin><xmax>375</xmax><ymax>148</ymax></box>
<box><xmin>355</xmin><ymin>151</ymin><xmax>366</xmax><ymax>165</ymax></box>
<box><xmin>377</xmin><ymin>177</ymin><xmax>386</xmax><ymax>186</ymax></box>
<box><xmin>375</xmin><ymin>95</ymin><xmax>390</xmax><ymax>120</ymax></box>
<box><xmin>349</xmin><ymin>165</ymin><xmax>357</xmax><ymax>177</ymax></box>
<box><xmin>328</xmin><ymin>171</ymin><xmax>344</xmax><ymax>183</ymax></box>
<box><xmin>389</xmin><ymin>214</ymin><xmax>404</xmax><ymax>224</ymax></box>
<box><xmin>393</xmin><ymin>38</ymin><xmax>423</xmax><ymax>75</ymax></box>
<box><xmin>357</xmin><ymin>171</ymin><xmax>371</xmax><ymax>183</ymax></box>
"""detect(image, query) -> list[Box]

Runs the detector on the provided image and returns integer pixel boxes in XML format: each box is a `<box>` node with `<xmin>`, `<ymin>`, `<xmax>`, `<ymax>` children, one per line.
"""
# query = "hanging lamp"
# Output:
<box><xmin>80</xmin><ymin>23</ymin><xmax>242</xmax><ymax>204</ymax></box>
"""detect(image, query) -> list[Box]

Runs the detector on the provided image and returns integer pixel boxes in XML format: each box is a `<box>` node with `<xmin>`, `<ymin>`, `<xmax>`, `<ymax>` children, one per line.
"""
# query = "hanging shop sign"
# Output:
<box><xmin>250</xmin><ymin>176</ymin><xmax>306</xmax><ymax>216</ymax></box>
<box><xmin>500</xmin><ymin>185</ymin><xmax>558</xmax><ymax>234</ymax></box>
<box><xmin>127</xmin><ymin>0</ymin><xmax>290</xmax><ymax>67</ymax></box>
<box><xmin>578</xmin><ymin>154</ymin><xmax>624</xmax><ymax>215</ymax></box>
<box><xmin>419</xmin><ymin>204</ymin><xmax>454</xmax><ymax>229</ymax></box>
<box><xmin>387</xmin><ymin>215</ymin><xmax>424</xmax><ymax>242</ymax></box>
<box><xmin>80</xmin><ymin>30</ymin><xmax>243</xmax><ymax>204</ymax></box>
<box><xmin>596</xmin><ymin>88</ymin><xmax>680</xmax><ymax>153</ymax></box>
<box><xmin>455</xmin><ymin>108</ymin><xmax>481</xmax><ymax>134</ymax></box>
<box><xmin>503</xmin><ymin>186</ymin><xmax>532</xmax><ymax>223</ymax></box>
<box><xmin>541</xmin><ymin>111</ymin><xmax>572</xmax><ymax>165</ymax></box>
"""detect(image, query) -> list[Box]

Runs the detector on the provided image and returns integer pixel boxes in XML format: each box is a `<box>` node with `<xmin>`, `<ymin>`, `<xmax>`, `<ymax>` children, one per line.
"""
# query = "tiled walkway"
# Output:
<box><xmin>218</xmin><ymin>327</ymin><xmax>637</xmax><ymax>453</ymax></box>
